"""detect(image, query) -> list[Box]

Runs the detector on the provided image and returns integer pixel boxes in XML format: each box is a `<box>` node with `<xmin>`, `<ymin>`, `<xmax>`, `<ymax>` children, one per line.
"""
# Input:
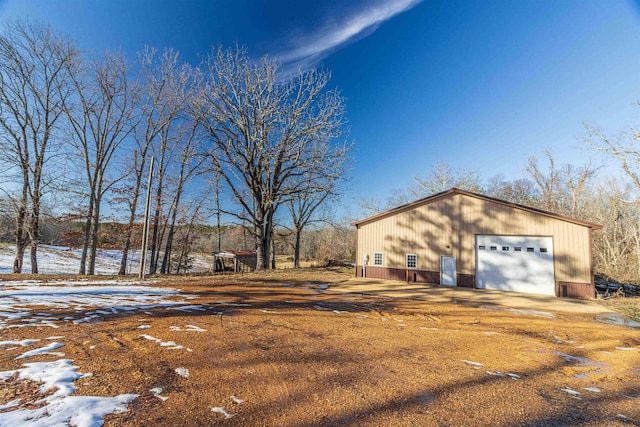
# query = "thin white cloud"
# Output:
<box><xmin>277</xmin><ymin>0</ymin><xmax>423</xmax><ymax>68</ymax></box>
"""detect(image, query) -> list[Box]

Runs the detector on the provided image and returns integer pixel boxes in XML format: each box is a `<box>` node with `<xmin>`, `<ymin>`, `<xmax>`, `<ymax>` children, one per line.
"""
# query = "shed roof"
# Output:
<box><xmin>351</xmin><ymin>188</ymin><xmax>602</xmax><ymax>230</ymax></box>
<box><xmin>213</xmin><ymin>250</ymin><xmax>257</xmax><ymax>257</ymax></box>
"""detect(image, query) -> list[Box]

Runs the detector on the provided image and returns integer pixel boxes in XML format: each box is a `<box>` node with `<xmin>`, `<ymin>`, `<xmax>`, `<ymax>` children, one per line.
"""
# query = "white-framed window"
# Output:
<box><xmin>406</xmin><ymin>254</ymin><xmax>417</xmax><ymax>269</ymax></box>
<box><xmin>373</xmin><ymin>252</ymin><xmax>383</xmax><ymax>266</ymax></box>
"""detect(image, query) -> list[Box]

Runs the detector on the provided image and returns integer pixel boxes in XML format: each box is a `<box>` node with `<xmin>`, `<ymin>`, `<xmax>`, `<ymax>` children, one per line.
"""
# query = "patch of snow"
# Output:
<box><xmin>137</xmin><ymin>325</ymin><xmax>151</xmax><ymax>329</ymax></box>
<box><xmin>211</xmin><ymin>406</ymin><xmax>235</xmax><ymax>418</ymax></box>
<box><xmin>175</xmin><ymin>367</ymin><xmax>189</xmax><ymax>378</ymax></box>
<box><xmin>15</xmin><ymin>342</ymin><xmax>64</xmax><ymax>359</ymax></box>
<box><xmin>561</xmin><ymin>387</ymin><xmax>581</xmax><ymax>396</ymax></box>
<box><xmin>139</xmin><ymin>334</ymin><xmax>185</xmax><ymax>350</ymax></box>
<box><xmin>615</xmin><ymin>347</ymin><xmax>635</xmax><ymax>351</ymax></box>
<box><xmin>150</xmin><ymin>387</ymin><xmax>169</xmax><ymax>401</ymax></box>
<box><xmin>230</xmin><ymin>395</ymin><xmax>244</xmax><ymax>404</ymax></box>
<box><xmin>168</xmin><ymin>305</ymin><xmax>207</xmax><ymax>312</ymax></box>
<box><xmin>0</xmin><ymin>339</ymin><xmax>40</xmax><ymax>347</ymax></box>
<box><xmin>0</xmin><ymin>245</ymin><xmax>213</xmax><ymax>275</ymax></box>
<box><xmin>584</xmin><ymin>387</ymin><xmax>601</xmax><ymax>392</ymax></box>
<box><xmin>0</xmin><ymin>359</ymin><xmax>137</xmax><ymax>427</ymax></box>
<box><xmin>486</xmin><ymin>370</ymin><xmax>520</xmax><ymax>379</ymax></box>
<box><xmin>0</xmin><ymin>399</ymin><xmax>21</xmax><ymax>410</ymax></box>
<box><xmin>461</xmin><ymin>360</ymin><xmax>484</xmax><ymax>367</ymax></box>
<box><xmin>0</xmin><ymin>283</ymin><xmax>189</xmax><ymax>330</ymax></box>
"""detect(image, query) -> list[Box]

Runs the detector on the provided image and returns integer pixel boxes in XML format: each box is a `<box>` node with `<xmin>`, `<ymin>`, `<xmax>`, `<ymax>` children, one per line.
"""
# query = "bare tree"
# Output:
<box><xmin>116</xmin><ymin>47</ymin><xmax>192</xmax><ymax>275</ymax></box>
<box><xmin>584</xmin><ymin>123</ymin><xmax>640</xmax><ymax>193</ymax></box>
<box><xmin>526</xmin><ymin>149</ymin><xmax>598</xmax><ymax>216</ymax></box>
<box><xmin>485</xmin><ymin>174</ymin><xmax>539</xmax><ymax>206</ymax></box>
<box><xmin>587</xmin><ymin>178</ymin><xmax>640</xmax><ymax>282</ymax></box>
<box><xmin>284</xmin><ymin>143</ymin><xmax>350</xmax><ymax>268</ymax></box>
<box><xmin>193</xmin><ymin>46</ymin><xmax>347</xmax><ymax>270</ymax></box>
<box><xmin>159</xmin><ymin>122</ymin><xmax>206</xmax><ymax>274</ymax></box>
<box><xmin>357</xmin><ymin>196</ymin><xmax>387</xmax><ymax>217</ymax></box>
<box><xmin>582</xmin><ymin>117</ymin><xmax>640</xmax><ymax>283</ymax></box>
<box><xmin>0</xmin><ymin>20</ymin><xmax>79</xmax><ymax>273</ymax></box>
<box><xmin>410</xmin><ymin>161</ymin><xmax>483</xmax><ymax>199</ymax></box>
<box><xmin>65</xmin><ymin>51</ymin><xmax>135</xmax><ymax>275</ymax></box>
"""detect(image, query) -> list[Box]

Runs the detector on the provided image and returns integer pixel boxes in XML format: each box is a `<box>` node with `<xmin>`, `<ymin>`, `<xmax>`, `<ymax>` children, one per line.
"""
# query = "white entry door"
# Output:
<box><xmin>476</xmin><ymin>235</ymin><xmax>555</xmax><ymax>295</ymax></box>
<box><xmin>441</xmin><ymin>256</ymin><xmax>456</xmax><ymax>287</ymax></box>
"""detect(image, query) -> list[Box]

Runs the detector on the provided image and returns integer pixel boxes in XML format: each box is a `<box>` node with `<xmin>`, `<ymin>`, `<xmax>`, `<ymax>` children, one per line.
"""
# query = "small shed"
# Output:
<box><xmin>213</xmin><ymin>251</ymin><xmax>257</xmax><ymax>273</ymax></box>
<box><xmin>352</xmin><ymin>188</ymin><xmax>602</xmax><ymax>298</ymax></box>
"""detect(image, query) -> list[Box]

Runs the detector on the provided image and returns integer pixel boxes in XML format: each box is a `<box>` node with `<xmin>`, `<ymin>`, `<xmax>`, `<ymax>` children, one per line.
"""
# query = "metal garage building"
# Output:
<box><xmin>352</xmin><ymin>188</ymin><xmax>602</xmax><ymax>298</ymax></box>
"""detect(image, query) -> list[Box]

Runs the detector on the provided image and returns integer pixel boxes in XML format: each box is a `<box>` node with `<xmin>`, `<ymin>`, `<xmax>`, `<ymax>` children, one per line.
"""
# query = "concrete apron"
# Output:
<box><xmin>332</xmin><ymin>278</ymin><xmax>614</xmax><ymax>315</ymax></box>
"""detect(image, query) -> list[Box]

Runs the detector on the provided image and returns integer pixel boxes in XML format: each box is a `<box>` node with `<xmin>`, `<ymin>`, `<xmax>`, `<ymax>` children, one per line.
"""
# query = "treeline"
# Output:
<box><xmin>0</xmin><ymin>21</ymin><xmax>351</xmax><ymax>274</ymax></box>
<box><xmin>360</xmin><ymin>149</ymin><xmax>640</xmax><ymax>285</ymax></box>
<box><xmin>0</xmin><ymin>216</ymin><xmax>355</xmax><ymax>271</ymax></box>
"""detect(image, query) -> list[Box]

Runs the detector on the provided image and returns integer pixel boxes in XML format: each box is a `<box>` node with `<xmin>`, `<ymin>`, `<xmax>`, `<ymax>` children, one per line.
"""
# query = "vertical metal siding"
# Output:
<box><xmin>356</xmin><ymin>193</ymin><xmax>593</xmax><ymax>287</ymax></box>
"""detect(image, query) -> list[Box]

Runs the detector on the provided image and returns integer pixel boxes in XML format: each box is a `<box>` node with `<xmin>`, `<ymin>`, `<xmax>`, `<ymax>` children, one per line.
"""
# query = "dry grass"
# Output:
<box><xmin>601</xmin><ymin>296</ymin><xmax>640</xmax><ymax>322</ymax></box>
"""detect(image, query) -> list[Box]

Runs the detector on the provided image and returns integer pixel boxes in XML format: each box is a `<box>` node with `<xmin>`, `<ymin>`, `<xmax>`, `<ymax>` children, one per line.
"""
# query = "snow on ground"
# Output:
<box><xmin>0</xmin><ymin>281</ymin><xmax>197</xmax><ymax>330</ymax></box>
<box><xmin>0</xmin><ymin>359</ymin><xmax>137</xmax><ymax>427</ymax></box>
<box><xmin>0</xmin><ymin>245</ymin><xmax>214</xmax><ymax>275</ymax></box>
<box><xmin>140</xmin><ymin>334</ymin><xmax>190</xmax><ymax>351</ymax></box>
<box><xmin>0</xmin><ymin>278</ymin><xmax>208</xmax><ymax>425</ymax></box>
<box><xmin>211</xmin><ymin>406</ymin><xmax>236</xmax><ymax>419</ymax></box>
<box><xmin>174</xmin><ymin>367</ymin><xmax>189</xmax><ymax>378</ymax></box>
<box><xmin>15</xmin><ymin>342</ymin><xmax>65</xmax><ymax>359</ymax></box>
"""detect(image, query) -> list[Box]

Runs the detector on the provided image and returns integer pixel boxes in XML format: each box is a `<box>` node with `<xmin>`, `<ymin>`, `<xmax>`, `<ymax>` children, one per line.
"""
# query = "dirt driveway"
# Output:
<box><xmin>0</xmin><ymin>269</ymin><xmax>638</xmax><ymax>426</ymax></box>
<box><xmin>333</xmin><ymin>278</ymin><xmax>615</xmax><ymax>315</ymax></box>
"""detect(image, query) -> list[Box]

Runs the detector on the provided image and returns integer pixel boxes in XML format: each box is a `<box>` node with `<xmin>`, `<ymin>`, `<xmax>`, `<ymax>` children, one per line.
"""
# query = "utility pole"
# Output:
<box><xmin>139</xmin><ymin>156</ymin><xmax>154</xmax><ymax>279</ymax></box>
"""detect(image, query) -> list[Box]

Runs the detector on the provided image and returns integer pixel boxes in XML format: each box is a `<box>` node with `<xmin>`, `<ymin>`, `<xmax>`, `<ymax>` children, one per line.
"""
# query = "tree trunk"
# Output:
<box><xmin>79</xmin><ymin>196</ymin><xmax>94</xmax><ymax>275</ymax></box>
<box><xmin>255</xmin><ymin>223</ymin><xmax>268</xmax><ymax>271</ymax></box>
<box><xmin>12</xmin><ymin>189</ymin><xmax>28</xmax><ymax>273</ymax></box>
<box><xmin>271</xmin><ymin>233</ymin><xmax>276</xmax><ymax>270</ymax></box>
<box><xmin>149</xmin><ymin>203</ymin><xmax>160</xmax><ymax>274</ymax></box>
<box><xmin>13</xmin><ymin>241</ymin><xmax>26</xmax><ymax>273</ymax></box>
<box><xmin>293</xmin><ymin>227</ymin><xmax>302</xmax><ymax>269</ymax></box>
<box><xmin>161</xmin><ymin>220</ymin><xmax>175</xmax><ymax>275</ymax></box>
<box><xmin>119</xmin><ymin>159</ymin><xmax>146</xmax><ymax>275</ymax></box>
<box><xmin>256</xmin><ymin>211</ymin><xmax>274</xmax><ymax>270</ymax></box>
<box><xmin>161</xmin><ymin>183</ymin><xmax>183</xmax><ymax>275</ymax></box>
<box><xmin>28</xmin><ymin>197</ymin><xmax>41</xmax><ymax>274</ymax></box>
<box><xmin>88</xmin><ymin>194</ymin><xmax>101</xmax><ymax>275</ymax></box>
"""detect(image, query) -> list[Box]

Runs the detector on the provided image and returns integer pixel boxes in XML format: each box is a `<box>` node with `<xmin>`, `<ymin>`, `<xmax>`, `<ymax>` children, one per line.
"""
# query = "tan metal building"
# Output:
<box><xmin>352</xmin><ymin>188</ymin><xmax>602</xmax><ymax>298</ymax></box>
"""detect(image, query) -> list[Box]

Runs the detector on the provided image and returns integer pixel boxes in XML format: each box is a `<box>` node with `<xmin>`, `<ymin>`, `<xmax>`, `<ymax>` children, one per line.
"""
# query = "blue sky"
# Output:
<box><xmin>1</xmin><ymin>0</ymin><xmax>638</xmax><ymax>214</ymax></box>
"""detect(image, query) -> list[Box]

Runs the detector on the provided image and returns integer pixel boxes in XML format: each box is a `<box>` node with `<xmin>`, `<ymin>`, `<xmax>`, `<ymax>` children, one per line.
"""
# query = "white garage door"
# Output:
<box><xmin>476</xmin><ymin>235</ymin><xmax>555</xmax><ymax>296</ymax></box>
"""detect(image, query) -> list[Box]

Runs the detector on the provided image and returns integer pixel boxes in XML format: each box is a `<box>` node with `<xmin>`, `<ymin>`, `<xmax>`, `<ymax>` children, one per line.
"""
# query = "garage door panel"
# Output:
<box><xmin>476</xmin><ymin>235</ymin><xmax>555</xmax><ymax>296</ymax></box>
